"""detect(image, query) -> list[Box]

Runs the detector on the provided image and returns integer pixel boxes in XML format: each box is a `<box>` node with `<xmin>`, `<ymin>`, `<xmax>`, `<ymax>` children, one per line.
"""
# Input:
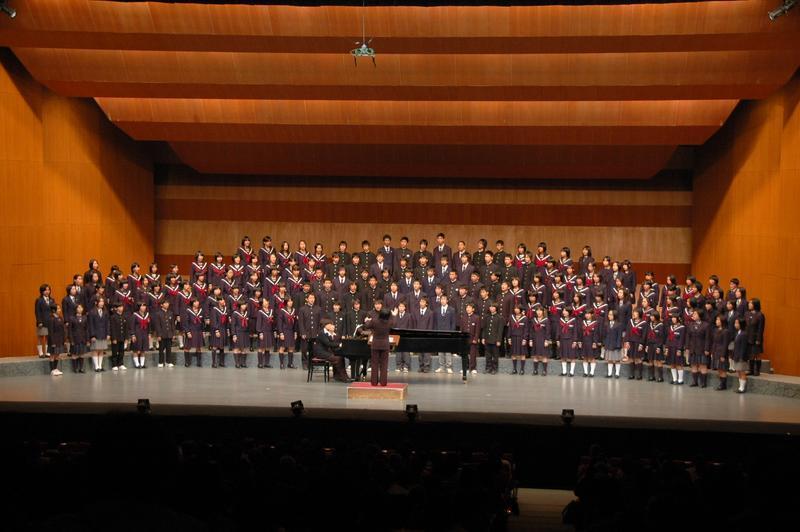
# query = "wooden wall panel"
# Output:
<box><xmin>693</xmin><ymin>72</ymin><xmax>800</xmax><ymax>376</ymax></box>
<box><xmin>0</xmin><ymin>50</ymin><xmax>154</xmax><ymax>357</ymax></box>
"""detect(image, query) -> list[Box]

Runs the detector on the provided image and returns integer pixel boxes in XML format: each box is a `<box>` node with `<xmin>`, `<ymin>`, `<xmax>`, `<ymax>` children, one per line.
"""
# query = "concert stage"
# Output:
<box><xmin>0</xmin><ymin>355</ymin><xmax>799</xmax><ymax>435</ymax></box>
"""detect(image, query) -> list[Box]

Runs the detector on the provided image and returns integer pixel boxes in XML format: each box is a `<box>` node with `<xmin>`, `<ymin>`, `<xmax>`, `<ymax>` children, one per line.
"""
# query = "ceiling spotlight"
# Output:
<box><xmin>769</xmin><ymin>0</ymin><xmax>797</xmax><ymax>20</ymax></box>
<box><xmin>0</xmin><ymin>1</ymin><xmax>16</xmax><ymax>19</ymax></box>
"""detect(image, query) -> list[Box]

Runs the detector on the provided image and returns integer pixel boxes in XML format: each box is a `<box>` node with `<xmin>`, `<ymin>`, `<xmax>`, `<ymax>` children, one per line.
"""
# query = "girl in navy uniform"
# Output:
<box><xmin>278</xmin><ymin>298</ymin><xmax>298</xmax><ymax>370</ymax></box>
<box><xmin>145</xmin><ymin>263</ymin><xmax>161</xmax><ymax>288</ymax></box>
<box><xmin>558</xmin><ymin>247</ymin><xmax>573</xmax><ymax>273</ymax></box>
<box><xmin>277</xmin><ymin>241</ymin><xmax>292</xmax><ymax>268</ymax></box>
<box><xmin>47</xmin><ymin>305</ymin><xmax>65</xmax><ymax>376</ymax></box>
<box><xmin>711</xmin><ymin>315</ymin><xmax>732</xmax><ymax>390</ymax></box>
<box><xmin>603</xmin><ymin>310</ymin><xmax>625</xmax><ymax>378</ymax></box>
<box><xmin>529</xmin><ymin>306</ymin><xmax>551</xmax><ymax>376</ymax></box>
<box><xmin>533</xmin><ymin>242</ymin><xmax>551</xmax><ymax>278</ymax></box>
<box><xmin>569</xmin><ymin>293</ymin><xmax>587</xmax><ymax>320</ymax></box>
<box><xmin>548</xmin><ymin>291</ymin><xmax>566</xmax><ymax>360</ymax></box>
<box><xmin>83</xmin><ymin>259</ymin><xmax>102</xmax><ymax>286</ymax></box>
<box><xmin>237</xmin><ymin>236</ymin><xmax>254</xmax><ymax>264</ymax></box>
<box><xmin>578</xmin><ymin>309</ymin><xmax>600</xmax><ymax>377</ymax></box>
<box><xmin>620</xmin><ymin>260</ymin><xmax>636</xmax><ymax>294</ymax></box>
<box><xmin>246</xmin><ymin>255</ymin><xmax>261</xmax><ymax>284</ymax></box>
<box><xmin>686</xmin><ymin>309</ymin><xmax>712</xmax><ymax>387</ymax></box>
<box><xmin>147</xmin><ymin>284</ymin><xmax>165</xmax><ymax>319</ymax></box>
<box><xmin>88</xmin><ymin>298</ymin><xmax>110</xmax><ymax>372</ymax></box>
<box><xmin>257</xmin><ymin>298</ymin><xmax>276</xmax><ymax>368</ymax></box>
<box><xmin>732</xmin><ymin>318</ymin><xmax>749</xmax><ymax>393</ymax></box>
<box><xmin>228</xmin><ymin>254</ymin><xmax>246</xmax><ymax>287</ymax></box>
<box><xmin>69</xmin><ymin>304</ymin><xmax>89</xmax><ymax>373</ymax></box>
<box><xmin>209</xmin><ymin>253</ymin><xmax>226</xmax><ymax>288</ymax></box>
<box><xmin>311</xmin><ymin>243</ymin><xmax>327</xmax><ymax>268</ymax></box>
<box><xmin>625</xmin><ymin>309</ymin><xmax>647</xmax><ymax>380</ymax></box>
<box><xmin>128</xmin><ymin>262</ymin><xmax>143</xmax><ymax>292</ymax></box>
<box><xmin>210</xmin><ymin>298</ymin><xmax>229</xmax><ymax>368</ymax></box>
<box><xmin>578</xmin><ymin>245</ymin><xmax>594</xmax><ymax>276</ymax></box>
<box><xmin>35</xmin><ymin>284</ymin><xmax>53</xmax><ymax>358</ymax></box>
<box><xmin>644</xmin><ymin>312</ymin><xmax>665</xmax><ymax>382</ymax></box>
<box><xmin>592</xmin><ymin>293</ymin><xmax>609</xmax><ymax>324</ymax></box>
<box><xmin>247</xmin><ymin>288</ymin><xmax>263</xmax><ymax>351</ymax></box>
<box><xmin>612</xmin><ymin>288</ymin><xmax>632</xmax><ymax>326</ymax></box>
<box><xmin>191</xmin><ymin>252</ymin><xmax>208</xmax><ymax>284</ymax></box>
<box><xmin>259</xmin><ymin>236</ymin><xmax>275</xmax><ymax>266</ymax></box>
<box><xmin>130</xmin><ymin>302</ymin><xmax>151</xmax><ymax>369</ymax></box>
<box><xmin>557</xmin><ymin>307</ymin><xmax>577</xmax><ymax>377</ymax></box>
<box><xmin>528</xmin><ymin>274</ymin><xmax>548</xmax><ymax>307</ymax></box>
<box><xmin>184</xmin><ymin>299</ymin><xmax>204</xmax><ymax>367</ymax></box>
<box><xmin>508</xmin><ymin>306</ymin><xmax>529</xmax><ymax>375</ymax></box>
<box><xmin>231</xmin><ymin>302</ymin><xmax>250</xmax><ymax>368</ymax></box>
<box><xmin>745</xmin><ymin>298</ymin><xmax>765</xmax><ymax>376</ymax></box>
<box><xmin>295</xmin><ymin>240</ymin><xmax>310</xmax><ymax>268</ymax></box>
<box><xmin>665</xmin><ymin>314</ymin><xmax>686</xmax><ymax>384</ymax></box>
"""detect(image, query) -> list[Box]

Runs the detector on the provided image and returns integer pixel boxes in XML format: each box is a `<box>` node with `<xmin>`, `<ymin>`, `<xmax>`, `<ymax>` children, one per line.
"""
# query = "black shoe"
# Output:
<box><xmin>647</xmin><ymin>376</ymin><xmax>655</xmax><ymax>382</ymax></box>
<box><xmin>689</xmin><ymin>382</ymin><xmax>698</xmax><ymax>387</ymax></box>
<box><xmin>520</xmin><ymin>370</ymin><xmax>525</xmax><ymax>375</ymax></box>
<box><xmin>542</xmin><ymin>370</ymin><xmax>547</xmax><ymax>376</ymax></box>
<box><xmin>212</xmin><ymin>363</ymin><xmax>218</xmax><ymax>368</ymax></box>
<box><xmin>265</xmin><ymin>364</ymin><xmax>273</xmax><ymax>368</ymax></box>
<box><xmin>583</xmin><ymin>373</ymin><xmax>588</xmax><ymax>378</ymax></box>
<box><xmin>184</xmin><ymin>363</ymin><xmax>191</xmax><ymax>368</ymax></box>
<box><xmin>656</xmin><ymin>377</ymin><xmax>663</xmax><ymax>382</ymax></box>
<box><xmin>280</xmin><ymin>363</ymin><xmax>286</xmax><ymax>370</ymax></box>
<box><xmin>628</xmin><ymin>374</ymin><xmax>635</xmax><ymax>380</ymax></box>
<box><xmin>735</xmin><ymin>388</ymin><xmax>746</xmax><ymax>394</ymax></box>
<box><xmin>287</xmin><ymin>364</ymin><xmax>295</xmax><ymax>369</ymax></box>
<box><xmin>257</xmin><ymin>364</ymin><xmax>263</xmax><ymax>369</ymax></box>
<box><xmin>589</xmin><ymin>373</ymin><xmax>594</xmax><ymax>378</ymax></box>
<box><xmin>605</xmin><ymin>374</ymin><xmax>612</xmax><ymax>379</ymax></box>
<box><xmin>560</xmin><ymin>372</ymin><xmax>566</xmax><ymax>377</ymax></box>
<box><xmin>511</xmin><ymin>370</ymin><xmax>517</xmax><ymax>375</ymax></box>
<box><xmin>533</xmin><ymin>369</ymin><xmax>538</xmax><ymax>375</ymax></box>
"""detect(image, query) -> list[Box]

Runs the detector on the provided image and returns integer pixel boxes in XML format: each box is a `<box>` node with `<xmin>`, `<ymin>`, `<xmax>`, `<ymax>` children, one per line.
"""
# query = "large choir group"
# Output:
<box><xmin>34</xmin><ymin>234</ymin><xmax>765</xmax><ymax>393</ymax></box>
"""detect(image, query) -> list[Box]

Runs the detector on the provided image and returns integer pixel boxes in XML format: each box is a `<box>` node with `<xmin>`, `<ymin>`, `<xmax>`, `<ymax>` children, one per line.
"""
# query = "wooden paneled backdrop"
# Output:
<box><xmin>155</xmin><ymin>167</ymin><xmax>693</xmax><ymax>284</ymax></box>
<box><xmin>0</xmin><ymin>50</ymin><xmax>153</xmax><ymax>357</ymax></box>
<box><xmin>693</xmin><ymin>71</ymin><xmax>800</xmax><ymax>376</ymax></box>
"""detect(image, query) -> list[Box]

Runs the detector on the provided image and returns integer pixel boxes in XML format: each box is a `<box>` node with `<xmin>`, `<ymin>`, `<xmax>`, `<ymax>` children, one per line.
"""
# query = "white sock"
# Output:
<box><xmin>615</xmin><ymin>364</ymin><xmax>621</xmax><ymax>376</ymax></box>
<box><xmin>677</xmin><ymin>369</ymin><xmax>685</xmax><ymax>382</ymax></box>
<box><xmin>569</xmin><ymin>362</ymin><xmax>576</xmax><ymax>375</ymax></box>
<box><xmin>590</xmin><ymin>362</ymin><xmax>596</xmax><ymax>375</ymax></box>
<box><xmin>670</xmin><ymin>368</ymin><xmax>678</xmax><ymax>381</ymax></box>
<box><xmin>37</xmin><ymin>345</ymin><xmax>43</xmax><ymax>356</ymax></box>
<box><xmin>607</xmin><ymin>364</ymin><xmax>613</xmax><ymax>376</ymax></box>
<box><xmin>582</xmin><ymin>362</ymin><xmax>589</xmax><ymax>374</ymax></box>
<box><xmin>561</xmin><ymin>362</ymin><xmax>568</xmax><ymax>374</ymax></box>
<box><xmin>738</xmin><ymin>379</ymin><xmax>746</xmax><ymax>391</ymax></box>
<box><xmin>139</xmin><ymin>356</ymin><xmax>144</xmax><ymax>366</ymax></box>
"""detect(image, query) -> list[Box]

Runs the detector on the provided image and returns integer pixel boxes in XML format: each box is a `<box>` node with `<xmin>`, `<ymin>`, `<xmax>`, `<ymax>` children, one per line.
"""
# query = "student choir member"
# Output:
<box><xmin>393</xmin><ymin>301</ymin><xmax>413</xmax><ymax>372</ymax></box>
<box><xmin>644</xmin><ymin>312</ymin><xmax>665</xmax><ymax>382</ymax></box>
<box><xmin>231</xmin><ymin>302</ymin><xmax>250</xmax><ymax>369</ymax></box>
<box><xmin>603</xmin><ymin>310</ymin><xmax>625</xmax><ymax>378</ymax></box>
<box><xmin>665</xmin><ymin>314</ymin><xmax>687</xmax><ymax>385</ymax></box>
<box><xmin>508</xmin><ymin>306</ymin><xmax>529</xmax><ymax>374</ymax></box>
<box><xmin>686</xmin><ymin>310</ymin><xmax>712</xmax><ymax>387</ymax></box>
<box><xmin>481</xmin><ymin>302</ymin><xmax>503</xmax><ymax>374</ymax></box>
<box><xmin>209</xmin><ymin>298</ymin><xmax>228</xmax><ymax>368</ymax></box>
<box><xmin>35</xmin><ymin>284</ymin><xmax>53</xmax><ymax>358</ymax></box>
<box><xmin>745</xmin><ymin>299</ymin><xmax>765</xmax><ymax>376</ymax></box>
<box><xmin>68</xmin><ymin>304</ymin><xmax>89</xmax><ymax>373</ymax></box>
<box><xmin>256</xmin><ymin>299</ymin><xmax>275</xmax><ymax>369</ymax></box>
<box><xmin>578</xmin><ymin>309</ymin><xmax>600</xmax><ymax>378</ymax></box>
<box><xmin>154</xmin><ymin>299</ymin><xmax>176</xmax><ymax>368</ymax></box>
<box><xmin>528</xmin><ymin>306</ymin><xmax>551</xmax><ymax>376</ymax></box>
<box><xmin>434</xmin><ymin>294</ymin><xmax>457</xmax><ymax>374</ymax></box>
<box><xmin>47</xmin><ymin>305</ymin><xmax>65</xmax><ymax>376</ymax></box>
<box><xmin>414</xmin><ymin>298</ymin><xmax>434</xmax><ymax>372</ymax></box>
<box><xmin>557</xmin><ymin>307</ymin><xmax>578</xmax><ymax>377</ymax></box>
<box><xmin>130</xmin><ymin>302</ymin><xmax>151</xmax><ymax>369</ymax></box>
<box><xmin>625</xmin><ymin>309</ymin><xmax>647</xmax><ymax>380</ymax></box>
<box><xmin>711</xmin><ymin>315</ymin><xmax>732</xmax><ymax>390</ymax></box>
<box><xmin>88</xmin><ymin>298</ymin><xmax>110</xmax><ymax>372</ymax></box>
<box><xmin>278</xmin><ymin>298</ymin><xmax>298</xmax><ymax>369</ymax></box>
<box><xmin>313</xmin><ymin>321</ymin><xmax>351</xmax><ymax>383</ymax></box>
<box><xmin>298</xmin><ymin>292</ymin><xmax>321</xmax><ymax>371</ymax></box>
<box><xmin>732</xmin><ymin>318</ymin><xmax>749</xmax><ymax>393</ymax></box>
<box><xmin>183</xmin><ymin>299</ymin><xmax>204</xmax><ymax>367</ymax></box>
<box><xmin>459</xmin><ymin>302</ymin><xmax>481</xmax><ymax>375</ymax></box>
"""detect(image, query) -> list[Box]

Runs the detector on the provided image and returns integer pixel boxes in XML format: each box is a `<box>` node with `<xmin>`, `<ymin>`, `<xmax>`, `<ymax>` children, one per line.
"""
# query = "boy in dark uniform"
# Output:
<box><xmin>481</xmin><ymin>302</ymin><xmax>503</xmax><ymax>374</ymax></box>
<box><xmin>460</xmin><ymin>303</ymin><xmax>481</xmax><ymax>375</ymax></box>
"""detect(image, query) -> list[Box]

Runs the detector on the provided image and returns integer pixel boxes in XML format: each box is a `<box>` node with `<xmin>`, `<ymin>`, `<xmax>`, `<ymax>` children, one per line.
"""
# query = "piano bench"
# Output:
<box><xmin>307</xmin><ymin>357</ymin><xmax>331</xmax><ymax>383</ymax></box>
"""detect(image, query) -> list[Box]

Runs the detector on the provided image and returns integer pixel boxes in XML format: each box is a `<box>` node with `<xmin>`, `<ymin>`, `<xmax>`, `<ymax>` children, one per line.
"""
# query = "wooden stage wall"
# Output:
<box><xmin>0</xmin><ymin>50</ymin><xmax>154</xmax><ymax>357</ymax></box>
<box><xmin>693</xmin><ymin>71</ymin><xmax>800</xmax><ymax>376</ymax></box>
<box><xmin>155</xmin><ymin>168</ymin><xmax>693</xmax><ymax>284</ymax></box>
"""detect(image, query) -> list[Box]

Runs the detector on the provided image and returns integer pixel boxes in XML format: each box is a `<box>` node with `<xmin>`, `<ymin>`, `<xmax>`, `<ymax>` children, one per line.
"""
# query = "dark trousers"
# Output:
<box><xmin>111</xmin><ymin>341</ymin><xmax>125</xmax><ymax>367</ymax></box>
<box><xmin>485</xmin><ymin>344</ymin><xmax>499</xmax><ymax>372</ymax></box>
<box><xmin>469</xmin><ymin>344</ymin><xmax>479</xmax><ymax>371</ymax></box>
<box><xmin>158</xmin><ymin>338</ymin><xmax>174</xmax><ymax>365</ymax></box>
<box><xmin>300</xmin><ymin>338</ymin><xmax>316</xmax><ymax>369</ymax></box>
<box><xmin>371</xmin><ymin>350</ymin><xmax>389</xmax><ymax>386</ymax></box>
<box><xmin>321</xmin><ymin>353</ymin><xmax>348</xmax><ymax>381</ymax></box>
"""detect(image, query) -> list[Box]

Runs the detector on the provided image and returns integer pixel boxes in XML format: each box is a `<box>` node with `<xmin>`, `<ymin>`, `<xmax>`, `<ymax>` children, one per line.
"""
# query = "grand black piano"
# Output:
<box><xmin>337</xmin><ymin>328</ymin><xmax>471</xmax><ymax>381</ymax></box>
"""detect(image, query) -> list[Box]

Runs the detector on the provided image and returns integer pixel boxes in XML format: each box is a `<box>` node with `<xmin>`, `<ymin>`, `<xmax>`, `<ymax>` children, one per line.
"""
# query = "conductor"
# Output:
<box><xmin>313</xmin><ymin>320</ymin><xmax>351</xmax><ymax>383</ymax></box>
<box><xmin>362</xmin><ymin>309</ymin><xmax>394</xmax><ymax>386</ymax></box>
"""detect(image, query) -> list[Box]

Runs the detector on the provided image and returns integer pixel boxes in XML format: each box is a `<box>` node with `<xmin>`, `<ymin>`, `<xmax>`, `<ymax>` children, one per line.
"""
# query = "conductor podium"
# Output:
<box><xmin>347</xmin><ymin>382</ymin><xmax>409</xmax><ymax>400</ymax></box>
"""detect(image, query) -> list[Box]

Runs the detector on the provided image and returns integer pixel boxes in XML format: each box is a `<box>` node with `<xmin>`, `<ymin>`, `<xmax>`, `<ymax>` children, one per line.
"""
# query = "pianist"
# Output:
<box><xmin>362</xmin><ymin>309</ymin><xmax>395</xmax><ymax>386</ymax></box>
<box><xmin>313</xmin><ymin>320</ymin><xmax>351</xmax><ymax>383</ymax></box>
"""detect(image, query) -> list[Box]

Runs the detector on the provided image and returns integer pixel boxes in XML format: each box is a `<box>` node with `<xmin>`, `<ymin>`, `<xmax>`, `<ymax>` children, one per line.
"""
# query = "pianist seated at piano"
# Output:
<box><xmin>362</xmin><ymin>309</ymin><xmax>395</xmax><ymax>387</ymax></box>
<box><xmin>313</xmin><ymin>320</ymin><xmax>352</xmax><ymax>383</ymax></box>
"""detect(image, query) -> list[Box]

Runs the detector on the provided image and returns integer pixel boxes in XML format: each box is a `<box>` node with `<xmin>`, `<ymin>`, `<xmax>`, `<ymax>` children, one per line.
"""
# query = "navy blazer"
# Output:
<box><xmin>434</xmin><ymin>306</ymin><xmax>457</xmax><ymax>331</ymax></box>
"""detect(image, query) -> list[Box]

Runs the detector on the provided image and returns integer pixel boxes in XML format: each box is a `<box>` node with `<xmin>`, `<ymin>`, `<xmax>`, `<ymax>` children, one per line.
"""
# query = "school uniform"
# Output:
<box><xmin>481</xmin><ymin>313</ymin><xmax>504</xmax><ymax>373</ymax></box>
<box><xmin>278</xmin><ymin>308</ymin><xmax>298</xmax><ymax>351</ymax></box>
<box><xmin>457</xmin><ymin>262</ymin><xmax>475</xmax><ymax>284</ymax></box>
<box><xmin>153</xmin><ymin>307</ymin><xmax>177</xmax><ymax>366</ymax></box>
<box><xmin>533</xmin><ymin>254</ymin><xmax>552</xmax><ymax>277</ymax></box>
<box><xmin>578</xmin><ymin>319</ymin><xmax>601</xmax><ymax>364</ymax></box>
<box><xmin>68</xmin><ymin>315</ymin><xmax>89</xmax><ymax>372</ymax></box>
<box><xmin>433</xmin><ymin>244</ymin><xmax>452</xmax><ymax>267</ymax></box>
<box><xmin>129</xmin><ymin>312</ymin><xmax>152</xmax><ymax>352</ymax></box>
<box><xmin>529</xmin><ymin>317</ymin><xmax>551</xmax><ymax>374</ymax></box>
<box><xmin>62</xmin><ymin>294</ymin><xmax>79</xmax><ymax>333</ymax></box>
<box><xmin>145</xmin><ymin>273</ymin><xmax>161</xmax><ymax>289</ymax></box>
<box><xmin>231</xmin><ymin>310</ymin><xmax>250</xmax><ymax>359</ymax></box>
<box><xmin>434</xmin><ymin>305</ymin><xmax>457</xmax><ymax>371</ymax></box>
<box><xmin>459</xmin><ymin>312</ymin><xmax>481</xmax><ymax>372</ymax></box>
<box><xmin>237</xmin><ymin>247</ymin><xmax>254</xmax><ymax>264</ymax></box>
<box><xmin>184</xmin><ymin>308</ymin><xmax>204</xmax><ymax>350</ymax></box>
<box><xmin>710</xmin><ymin>327</ymin><xmax>732</xmax><ymax>371</ymax></box>
<box><xmin>414</xmin><ymin>307</ymin><xmax>435</xmax><ymax>371</ymax></box>
<box><xmin>147</xmin><ymin>291</ymin><xmax>165</xmax><ymax>317</ymax></box>
<box><xmin>686</xmin><ymin>319</ymin><xmax>712</xmax><ymax>367</ymax></box>
<box><xmin>391</xmin><ymin>310</ymin><xmax>414</xmax><ymax>371</ymax></box>
<box><xmin>509</xmin><ymin>315</ymin><xmax>529</xmax><ymax>357</ymax></box>
<box><xmin>298</xmin><ymin>303</ymin><xmax>321</xmax><ymax>369</ymax></box>
<box><xmin>190</xmin><ymin>262</ymin><xmax>208</xmax><ymax>285</ymax></box>
<box><xmin>601</xmin><ymin>320</ymin><xmax>625</xmax><ymax>377</ymax></box>
<box><xmin>557</xmin><ymin>318</ymin><xmax>578</xmax><ymax>365</ymax></box>
<box><xmin>209</xmin><ymin>306</ymin><xmax>229</xmax><ymax>366</ymax></box>
<box><xmin>109</xmin><ymin>311</ymin><xmax>129</xmax><ymax>368</ymax></box>
<box><xmin>626</xmin><ymin>319</ymin><xmax>647</xmax><ymax>359</ymax></box>
<box><xmin>256</xmin><ymin>309</ymin><xmax>275</xmax><ymax>351</ymax></box>
<box><xmin>47</xmin><ymin>314</ymin><xmax>66</xmax><ymax>356</ymax></box>
<box><xmin>113</xmin><ymin>289</ymin><xmax>136</xmax><ymax>317</ymax></box>
<box><xmin>88</xmin><ymin>307</ymin><xmax>110</xmax><ymax>351</ymax></box>
<box><xmin>478</xmin><ymin>262</ymin><xmax>500</xmax><ymax>285</ymax></box>
<box><xmin>209</xmin><ymin>263</ymin><xmax>227</xmax><ymax>287</ymax></box>
<box><xmin>665</xmin><ymin>323</ymin><xmax>687</xmax><ymax>369</ymax></box>
<box><xmin>548</xmin><ymin>302</ymin><xmax>566</xmax><ymax>356</ymax></box>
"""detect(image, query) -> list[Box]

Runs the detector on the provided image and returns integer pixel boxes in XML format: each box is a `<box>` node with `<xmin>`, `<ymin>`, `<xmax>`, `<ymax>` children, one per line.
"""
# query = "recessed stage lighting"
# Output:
<box><xmin>769</xmin><ymin>0</ymin><xmax>797</xmax><ymax>20</ymax></box>
<box><xmin>137</xmin><ymin>398</ymin><xmax>151</xmax><ymax>414</ymax></box>
<box><xmin>0</xmin><ymin>1</ymin><xmax>16</xmax><ymax>19</ymax></box>
<box><xmin>561</xmin><ymin>409</ymin><xmax>575</xmax><ymax>426</ymax></box>
<box><xmin>405</xmin><ymin>404</ymin><xmax>419</xmax><ymax>421</ymax></box>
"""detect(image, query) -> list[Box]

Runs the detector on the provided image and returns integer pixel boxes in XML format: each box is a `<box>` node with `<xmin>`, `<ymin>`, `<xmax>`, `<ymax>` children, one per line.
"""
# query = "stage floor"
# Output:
<box><xmin>1</xmin><ymin>366</ymin><xmax>799</xmax><ymax>433</ymax></box>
